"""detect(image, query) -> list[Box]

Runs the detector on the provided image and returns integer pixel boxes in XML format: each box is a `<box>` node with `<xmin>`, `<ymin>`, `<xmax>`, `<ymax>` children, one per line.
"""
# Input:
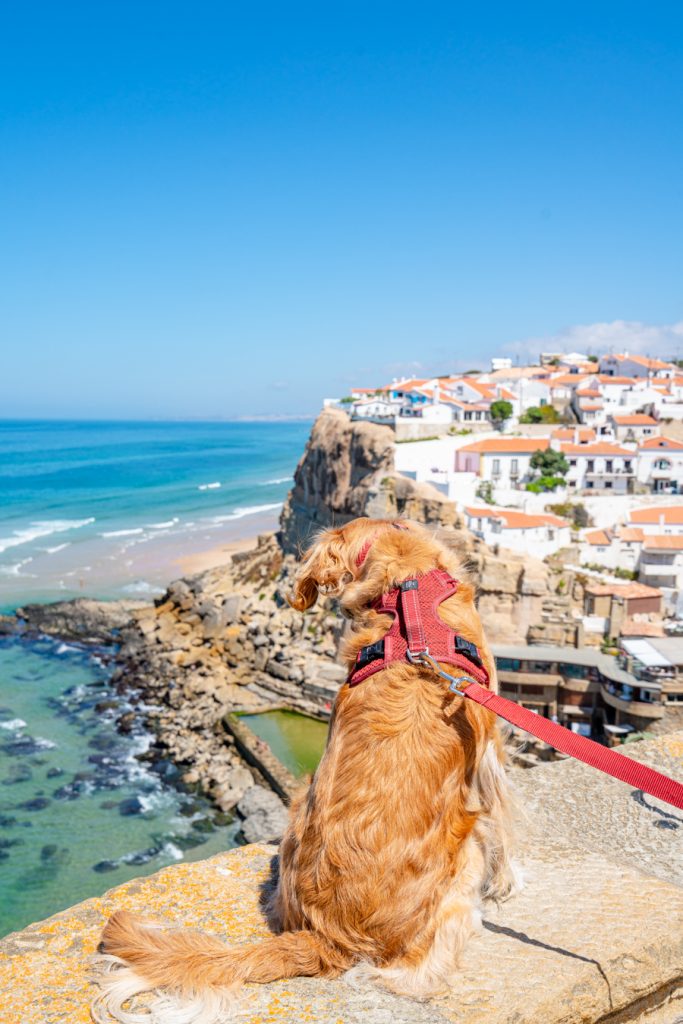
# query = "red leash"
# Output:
<box><xmin>348</xmin><ymin>566</ymin><xmax>683</xmax><ymax>811</ymax></box>
<box><xmin>448</xmin><ymin>666</ymin><xmax>683</xmax><ymax>811</ymax></box>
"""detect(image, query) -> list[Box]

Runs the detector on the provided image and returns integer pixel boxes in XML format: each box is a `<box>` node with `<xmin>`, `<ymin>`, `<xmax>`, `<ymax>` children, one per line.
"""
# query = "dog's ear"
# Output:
<box><xmin>289</xmin><ymin>528</ymin><xmax>354</xmax><ymax>612</ymax></box>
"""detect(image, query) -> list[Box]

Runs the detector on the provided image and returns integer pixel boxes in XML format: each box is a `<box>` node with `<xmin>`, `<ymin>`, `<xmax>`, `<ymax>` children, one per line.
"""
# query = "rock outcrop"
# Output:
<box><xmin>279</xmin><ymin>407</ymin><xmax>461</xmax><ymax>553</ymax></box>
<box><xmin>5</xmin><ymin>733</ymin><xmax>683</xmax><ymax>1024</ymax></box>
<box><xmin>14</xmin><ymin>598</ymin><xmax>147</xmax><ymax>645</ymax></box>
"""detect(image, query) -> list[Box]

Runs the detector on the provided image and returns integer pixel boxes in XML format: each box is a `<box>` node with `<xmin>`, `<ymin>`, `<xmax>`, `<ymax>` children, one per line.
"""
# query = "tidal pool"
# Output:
<box><xmin>238</xmin><ymin>710</ymin><xmax>329</xmax><ymax>777</ymax></box>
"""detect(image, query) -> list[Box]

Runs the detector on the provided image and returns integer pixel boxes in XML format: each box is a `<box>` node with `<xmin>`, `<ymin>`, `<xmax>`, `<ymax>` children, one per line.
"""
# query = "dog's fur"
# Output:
<box><xmin>94</xmin><ymin>518</ymin><xmax>517</xmax><ymax>1022</ymax></box>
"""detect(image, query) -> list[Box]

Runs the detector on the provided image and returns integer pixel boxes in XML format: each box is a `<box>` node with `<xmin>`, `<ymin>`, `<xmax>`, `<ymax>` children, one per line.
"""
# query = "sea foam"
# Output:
<box><xmin>0</xmin><ymin>518</ymin><xmax>94</xmax><ymax>555</ymax></box>
<box><xmin>99</xmin><ymin>528</ymin><xmax>144</xmax><ymax>538</ymax></box>
<box><xmin>210</xmin><ymin>502</ymin><xmax>283</xmax><ymax>523</ymax></box>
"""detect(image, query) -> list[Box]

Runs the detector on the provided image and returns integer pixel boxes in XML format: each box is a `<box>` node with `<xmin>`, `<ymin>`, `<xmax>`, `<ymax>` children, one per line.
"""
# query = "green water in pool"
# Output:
<box><xmin>238</xmin><ymin>710</ymin><xmax>329</xmax><ymax>777</ymax></box>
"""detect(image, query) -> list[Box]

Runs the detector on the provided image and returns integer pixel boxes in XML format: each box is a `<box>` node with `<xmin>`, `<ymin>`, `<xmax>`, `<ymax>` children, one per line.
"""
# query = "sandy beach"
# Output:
<box><xmin>175</xmin><ymin>534</ymin><xmax>266</xmax><ymax>575</ymax></box>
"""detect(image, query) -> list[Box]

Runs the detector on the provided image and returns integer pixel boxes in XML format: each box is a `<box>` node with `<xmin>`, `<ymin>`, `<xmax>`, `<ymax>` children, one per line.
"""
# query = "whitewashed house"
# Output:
<box><xmin>558</xmin><ymin>441</ymin><xmax>636</xmax><ymax>493</ymax></box>
<box><xmin>351</xmin><ymin>396</ymin><xmax>403</xmax><ymax>422</ymax></box>
<box><xmin>638</xmin><ymin>535</ymin><xmax>683</xmax><ymax>616</ymax></box>
<box><xmin>465</xmin><ymin>506</ymin><xmax>571</xmax><ymax>557</ymax></box>
<box><xmin>580</xmin><ymin>526</ymin><xmax>644</xmax><ymax>571</ymax></box>
<box><xmin>629</xmin><ymin>506</ymin><xmax>683</xmax><ymax>535</ymax></box>
<box><xmin>454</xmin><ymin>437</ymin><xmax>550</xmax><ymax>488</ymax></box>
<box><xmin>599</xmin><ymin>353</ymin><xmax>675</xmax><ymax>379</ymax></box>
<box><xmin>636</xmin><ymin>436</ymin><xmax>683</xmax><ymax>494</ymax></box>
<box><xmin>609</xmin><ymin>413</ymin><xmax>659</xmax><ymax>442</ymax></box>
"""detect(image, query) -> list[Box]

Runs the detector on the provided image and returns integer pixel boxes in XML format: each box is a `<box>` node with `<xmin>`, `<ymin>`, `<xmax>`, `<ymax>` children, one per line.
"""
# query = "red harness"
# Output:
<box><xmin>348</xmin><ymin>568</ymin><xmax>490</xmax><ymax>688</ymax></box>
<box><xmin>347</xmin><ymin>564</ymin><xmax>683</xmax><ymax>812</ymax></box>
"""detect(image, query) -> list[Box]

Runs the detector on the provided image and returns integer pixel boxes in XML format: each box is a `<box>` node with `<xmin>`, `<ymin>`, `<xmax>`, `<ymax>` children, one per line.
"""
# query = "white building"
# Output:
<box><xmin>636</xmin><ymin>436</ymin><xmax>683</xmax><ymax>494</ymax></box>
<box><xmin>580</xmin><ymin>526</ymin><xmax>644</xmax><ymax>571</ymax></box>
<box><xmin>491</xmin><ymin>357</ymin><xmax>512</xmax><ymax>371</ymax></box>
<box><xmin>558</xmin><ymin>441</ymin><xmax>636</xmax><ymax>493</ymax></box>
<box><xmin>628</xmin><ymin>506</ymin><xmax>683</xmax><ymax>535</ymax></box>
<box><xmin>351</xmin><ymin>396</ymin><xmax>402</xmax><ymax>422</ymax></box>
<box><xmin>638</xmin><ymin>535</ymin><xmax>683</xmax><ymax>616</ymax></box>
<box><xmin>599</xmin><ymin>353</ymin><xmax>675</xmax><ymax>379</ymax></box>
<box><xmin>609</xmin><ymin>413</ymin><xmax>659</xmax><ymax>442</ymax></box>
<box><xmin>465</xmin><ymin>506</ymin><xmax>571</xmax><ymax>558</ymax></box>
<box><xmin>454</xmin><ymin>437</ymin><xmax>551</xmax><ymax>488</ymax></box>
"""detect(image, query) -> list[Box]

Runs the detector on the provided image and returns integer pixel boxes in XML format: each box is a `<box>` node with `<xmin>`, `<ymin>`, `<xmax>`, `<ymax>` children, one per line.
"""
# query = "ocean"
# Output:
<box><xmin>0</xmin><ymin>419</ymin><xmax>311</xmax><ymax>608</ymax></box>
<box><xmin>0</xmin><ymin>419</ymin><xmax>310</xmax><ymax>936</ymax></box>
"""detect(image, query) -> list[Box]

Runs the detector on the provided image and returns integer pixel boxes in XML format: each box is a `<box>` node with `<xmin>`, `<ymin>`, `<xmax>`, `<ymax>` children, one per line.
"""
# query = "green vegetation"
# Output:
<box><xmin>339</xmin><ymin>396</ymin><xmax>355</xmax><ymax>404</ymax></box>
<box><xmin>448</xmin><ymin>426</ymin><xmax>473</xmax><ymax>436</ymax></box>
<box><xmin>520</xmin><ymin>404</ymin><xmax>560</xmax><ymax>423</ymax></box>
<box><xmin>475</xmin><ymin>480</ymin><xmax>495</xmax><ymax>504</ymax></box>
<box><xmin>583</xmin><ymin>562</ymin><xmax>638</xmax><ymax>580</ymax></box>
<box><xmin>530</xmin><ymin>448</ymin><xmax>569</xmax><ymax>477</ymax></box>
<box><xmin>525</xmin><ymin>450</ymin><xmax>569</xmax><ymax>492</ymax></box>
<box><xmin>490</xmin><ymin>399</ymin><xmax>513</xmax><ymax>425</ymax></box>
<box><xmin>548</xmin><ymin>501</ymin><xmax>591</xmax><ymax>528</ymax></box>
<box><xmin>395</xmin><ymin>435</ymin><xmax>439</xmax><ymax>444</ymax></box>
<box><xmin>526</xmin><ymin>476</ymin><xmax>566</xmax><ymax>492</ymax></box>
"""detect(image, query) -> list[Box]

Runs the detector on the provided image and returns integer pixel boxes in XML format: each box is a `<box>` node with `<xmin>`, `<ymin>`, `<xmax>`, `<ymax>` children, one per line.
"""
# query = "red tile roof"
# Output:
<box><xmin>585</xmin><ymin>581</ymin><xmax>662</xmax><ymax>599</ymax></box>
<box><xmin>584</xmin><ymin>529</ymin><xmax>611</xmax><ymax>545</ymax></box>
<box><xmin>465</xmin><ymin>507</ymin><xmax>569</xmax><ymax>529</ymax></box>
<box><xmin>643</xmin><ymin>535</ymin><xmax>683</xmax><ymax>550</ymax></box>
<box><xmin>639</xmin><ymin>436</ymin><xmax>683</xmax><ymax>451</ymax></box>
<box><xmin>551</xmin><ymin>427</ymin><xmax>596</xmax><ymax>442</ymax></box>
<box><xmin>629</xmin><ymin>506</ymin><xmax>683</xmax><ymax>525</ymax></box>
<box><xmin>611</xmin><ymin>414</ymin><xmax>658</xmax><ymax>426</ymax></box>
<box><xmin>458</xmin><ymin>437</ymin><xmax>550</xmax><ymax>454</ymax></box>
<box><xmin>559</xmin><ymin>441</ymin><xmax>633</xmax><ymax>456</ymax></box>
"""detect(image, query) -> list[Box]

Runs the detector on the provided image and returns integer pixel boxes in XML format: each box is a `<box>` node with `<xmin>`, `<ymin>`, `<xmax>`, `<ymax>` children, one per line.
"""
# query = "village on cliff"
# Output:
<box><xmin>323</xmin><ymin>348</ymin><xmax>683</xmax><ymax>744</ymax></box>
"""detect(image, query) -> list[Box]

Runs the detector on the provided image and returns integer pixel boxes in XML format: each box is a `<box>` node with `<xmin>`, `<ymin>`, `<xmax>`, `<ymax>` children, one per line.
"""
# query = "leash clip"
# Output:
<box><xmin>406</xmin><ymin>650</ymin><xmax>475</xmax><ymax>696</ymax></box>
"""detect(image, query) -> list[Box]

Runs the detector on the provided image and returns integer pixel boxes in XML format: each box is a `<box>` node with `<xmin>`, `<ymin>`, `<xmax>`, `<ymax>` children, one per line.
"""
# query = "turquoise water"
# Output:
<box><xmin>239</xmin><ymin>710</ymin><xmax>329</xmax><ymax>777</ymax></box>
<box><xmin>0</xmin><ymin>636</ymin><xmax>239</xmax><ymax>938</ymax></box>
<box><xmin>0</xmin><ymin>420</ymin><xmax>312</xmax><ymax>936</ymax></box>
<box><xmin>0</xmin><ymin>419</ymin><xmax>310</xmax><ymax>607</ymax></box>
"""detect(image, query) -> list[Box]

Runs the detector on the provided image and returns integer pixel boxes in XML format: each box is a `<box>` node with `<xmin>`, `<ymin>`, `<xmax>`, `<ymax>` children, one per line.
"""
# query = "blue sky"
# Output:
<box><xmin>1</xmin><ymin>2</ymin><xmax>682</xmax><ymax>418</ymax></box>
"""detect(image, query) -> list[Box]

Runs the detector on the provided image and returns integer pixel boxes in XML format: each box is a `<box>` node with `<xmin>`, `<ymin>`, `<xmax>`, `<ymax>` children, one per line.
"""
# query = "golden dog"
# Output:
<box><xmin>94</xmin><ymin>517</ymin><xmax>517</xmax><ymax>1022</ymax></box>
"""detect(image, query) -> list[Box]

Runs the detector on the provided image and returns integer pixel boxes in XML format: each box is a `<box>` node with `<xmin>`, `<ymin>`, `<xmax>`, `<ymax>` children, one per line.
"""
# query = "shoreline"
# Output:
<box><xmin>0</xmin><ymin>509</ymin><xmax>281</xmax><ymax>612</ymax></box>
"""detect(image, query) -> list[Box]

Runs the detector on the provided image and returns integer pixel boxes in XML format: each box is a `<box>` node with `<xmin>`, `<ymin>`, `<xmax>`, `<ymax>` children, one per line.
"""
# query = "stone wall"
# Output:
<box><xmin>3</xmin><ymin>732</ymin><xmax>682</xmax><ymax>1024</ymax></box>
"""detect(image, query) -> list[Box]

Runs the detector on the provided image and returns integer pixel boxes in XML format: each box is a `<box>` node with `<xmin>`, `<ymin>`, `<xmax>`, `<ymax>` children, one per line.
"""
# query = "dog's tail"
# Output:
<box><xmin>93</xmin><ymin>910</ymin><xmax>346</xmax><ymax>1023</ymax></box>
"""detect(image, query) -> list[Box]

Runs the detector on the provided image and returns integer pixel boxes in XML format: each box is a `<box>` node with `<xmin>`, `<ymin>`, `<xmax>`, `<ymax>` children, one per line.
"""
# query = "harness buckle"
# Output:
<box><xmin>455</xmin><ymin>635</ymin><xmax>482</xmax><ymax>665</ymax></box>
<box><xmin>406</xmin><ymin>647</ymin><xmax>430</xmax><ymax>664</ymax></box>
<box><xmin>357</xmin><ymin>639</ymin><xmax>385</xmax><ymax>668</ymax></box>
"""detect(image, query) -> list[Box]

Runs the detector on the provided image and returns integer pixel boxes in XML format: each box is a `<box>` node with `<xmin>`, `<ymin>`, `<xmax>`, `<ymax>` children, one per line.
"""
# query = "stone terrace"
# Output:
<box><xmin>2</xmin><ymin>733</ymin><xmax>683</xmax><ymax>1024</ymax></box>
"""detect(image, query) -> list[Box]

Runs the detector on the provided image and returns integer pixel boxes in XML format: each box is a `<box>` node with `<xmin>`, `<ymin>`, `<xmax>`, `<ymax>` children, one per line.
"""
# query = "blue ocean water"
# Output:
<box><xmin>0</xmin><ymin>420</ymin><xmax>310</xmax><ymax>608</ymax></box>
<box><xmin>0</xmin><ymin>420</ymin><xmax>312</xmax><ymax>935</ymax></box>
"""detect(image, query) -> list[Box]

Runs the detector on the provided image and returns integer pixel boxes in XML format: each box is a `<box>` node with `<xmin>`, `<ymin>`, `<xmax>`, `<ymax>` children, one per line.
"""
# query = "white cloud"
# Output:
<box><xmin>504</xmin><ymin>319</ymin><xmax>683</xmax><ymax>362</ymax></box>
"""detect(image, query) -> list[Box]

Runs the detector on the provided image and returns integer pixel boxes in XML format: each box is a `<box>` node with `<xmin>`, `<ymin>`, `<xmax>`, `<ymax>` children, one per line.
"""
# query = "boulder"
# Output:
<box><xmin>212</xmin><ymin>766</ymin><xmax>254</xmax><ymax>812</ymax></box>
<box><xmin>237</xmin><ymin>786</ymin><xmax>289</xmax><ymax>844</ymax></box>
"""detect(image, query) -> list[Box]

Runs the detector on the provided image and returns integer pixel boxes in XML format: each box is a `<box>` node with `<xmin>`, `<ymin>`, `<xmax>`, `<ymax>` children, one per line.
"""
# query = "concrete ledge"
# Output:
<box><xmin>2</xmin><ymin>734</ymin><xmax>683</xmax><ymax>1024</ymax></box>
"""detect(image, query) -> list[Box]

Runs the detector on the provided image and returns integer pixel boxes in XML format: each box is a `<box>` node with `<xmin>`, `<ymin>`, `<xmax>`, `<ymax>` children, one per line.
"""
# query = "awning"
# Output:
<box><xmin>621</xmin><ymin>639</ymin><xmax>672</xmax><ymax>668</ymax></box>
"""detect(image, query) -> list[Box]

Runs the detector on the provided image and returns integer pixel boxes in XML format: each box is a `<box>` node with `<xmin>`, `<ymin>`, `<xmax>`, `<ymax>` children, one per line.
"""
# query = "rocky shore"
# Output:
<box><xmin>2</xmin><ymin>409</ymin><xmax>590</xmax><ymax>843</ymax></box>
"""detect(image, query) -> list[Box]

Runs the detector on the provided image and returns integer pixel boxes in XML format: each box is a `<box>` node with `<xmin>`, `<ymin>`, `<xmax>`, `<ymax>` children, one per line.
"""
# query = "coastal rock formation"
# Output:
<box><xmin>279</xmin><ymin>407</ymin><xmax>461</xmax><ymax>553</ymax></box>
<box><xmin>14</xmin><ymin>598</ymin><xmax>148</xmax><ymax>645</ymax></box>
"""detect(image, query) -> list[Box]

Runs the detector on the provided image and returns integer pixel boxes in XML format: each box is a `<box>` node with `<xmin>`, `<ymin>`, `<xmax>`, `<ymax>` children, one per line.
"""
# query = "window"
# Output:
<box><xmin>605</xmin><ymin>481</ymin><xmax>612</xmax><ymax>489</ymax></box>
<box><xmin>569</xmin><ymin>459</ymin><xmax>577</xmax><ymax>467</ymax></box>
<box><xmin>496</xmin><ymin>658</ymin><xmax>521</xmax><ymax>671</ymax></box>
<box><xmin>625</xmin><ymin>461</ymin><xmax>633</xmax><ymax>472</ymax></box>
<box><xmin>511</xmin><ymin>459</ymin><xmax>519</xmax><ymax>475</ymax></box>
<box><xmin>605</xmin><ymin>460</ymin><xmax>613</xmax><ymax>473</ymax></box>
<box><xmin>492</xmin><ymin>459</ymin><xmax>501</xmax><ymax>476</ymax></box>
<box><xmin>655</xmin><ymin>459</ymin><xmax>671</xmax><ymax>470</ymax></box>
<box><xmin>559</xmin><ymin>663</ymin><xmax>588</xmax><ymax>679</ymax></box>
<box><xmin>587</xmin><ymin>460</ymin><xmax>595</xmax><ymax>472</ymax></box>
